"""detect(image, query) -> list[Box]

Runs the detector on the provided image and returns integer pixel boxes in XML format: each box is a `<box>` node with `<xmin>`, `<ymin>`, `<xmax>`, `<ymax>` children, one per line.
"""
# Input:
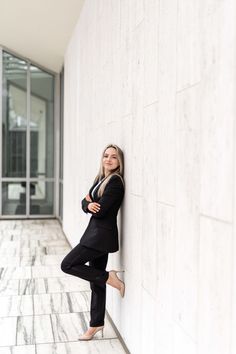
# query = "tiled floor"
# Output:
<box><xmin>0</xmin><ymin>219</ymin><xmax>126</xmax><ymax>354</ymax></box>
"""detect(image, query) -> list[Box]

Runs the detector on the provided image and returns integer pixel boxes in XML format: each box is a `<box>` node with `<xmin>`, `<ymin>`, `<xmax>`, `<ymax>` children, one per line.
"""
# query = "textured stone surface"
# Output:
<box><xmin>0</xmin><ymin>220</ymin><xmax>125</xmax><ymax>353</ymax></box>
<box><xmin>63</xmin><ymin>0</ymin><xmax>236</xmax><ymax>353</ymax></box>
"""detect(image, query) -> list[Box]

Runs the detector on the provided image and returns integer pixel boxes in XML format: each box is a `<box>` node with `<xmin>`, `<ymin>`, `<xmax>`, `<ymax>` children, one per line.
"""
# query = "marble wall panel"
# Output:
<box><xmin>143</xmin><ymin>0</ymin><xmax>159</xmax><ymax>106</ymax></box>
<box><xmin>173</xmin><ymin>84</ymin><xmax>201</xmax><ymax>341</ymax></box>
<box><xmin>117</xmin><ymin>276</ymin><xmax>142</xmax><ymax>354</ymax></box>
<box><xmin>140</xmin><ymin>288</ymin><xmax>156</xmax><ymax>354</ymax></box>
<box><xmin>148</xmin><ymin>203</ymin><xmax>175</xmax><ymax>354</ymax></box>
<box><xmin>110</xmin><ymin>50</ymin><xmax>122</xmax><ymax>124</ymax></box>
<box><xmin>120</xmin><ymin>115</ymin><xmax>132</xmax><ymax>194</ymax></box>
<box><xmin>176</xmin><ymin>0</ymin><xmax>201</xmax><ymax>91</ymax></box>
<box><xmin>131</xmin><ymin>0</ymin><xmax>144</xmax><ymax>29</ymax></box>
<box><xmin>120</xmin><ymin>0</ymin><xmax>134</xmax><ymax>46</ymax></box>
<box><xmin>154</xmin><ymin>311</ymin><xmax>174</xmax><ymax>354</ymax></box>
<box><xmin>110</xmin><ymin>0</ymin><xmax>121</xmax><ymax>54</ymax></box>
<box><xmin>174</xmin><ymin>129</ymin><xmax>200</xmax><ymax>340</ymax></box>
<box><xmin>142</xmin><ymin>102</ymin><xmax>158</xmax><ymax>200</ymax></box>
<box><xmin>156</xmin><ymin>203</ymin><xmax>174</xmax><ymax>319</ymax></box>
<box><xmin>173</xmin><ymin>323</ymin><xmax>197</xmax><ymax>354</ymax></box>
<box><xmin>199</xmin><ymin>0</ymin><xmax>236</xmax><ymax>223</ymax></box>
<box><xmin>200</xmin><ymin>86</ymin><xmax>234</xmax><ymax>222</ymax></box>
<box><xmin>120</xmin><ymin>39</ymin><xmax>132</xmax><ymax>118</ymax></box>
<box><xmin>156</xmin><ymin>105</ymin><xmax>175</xmax><ymax>205</ymax></box>
<box><xmin>131</xmin><ymin>23</ymin><xmax>144</xmax><ymax>197</ymax></box>
<box><xmin>198</xmin><ymin>216</ymin><xmax>232</xmax><ymax>354</ymax></box>
<box><xmin>156</xmin><ymin>0</ymin><xmax>177</xmax><ymax>205</ymax></box>
<box><xmin>141</xmin><ymin>196</ymin><xmax>157</xmax><ymax>298</ymax></box>
<box><xmin>63</xmin><ymin>0</ymin><xmax>236</xmax><ymax>353</ymax></box>
<box><xmin>122</xmin><ymin>193</ymin><xmax>143</xmax><ymax>280</ymax></box>
<box><xmin>141</xmin><ymin>103</ymin><xmax>159</xmax><ymax>297</ymax></box>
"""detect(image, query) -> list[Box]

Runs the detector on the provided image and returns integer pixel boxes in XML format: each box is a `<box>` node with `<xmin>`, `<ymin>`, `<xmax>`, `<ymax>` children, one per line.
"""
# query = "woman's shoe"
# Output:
<box><xmin>78</xmin><ymin>326</ymin><xmax>104</xmax><ymax>341</ymax></box>
<box><xmin>107</xmin><ymin>270</ymin><xmax>125</xmax><ymax>297</ymax></box>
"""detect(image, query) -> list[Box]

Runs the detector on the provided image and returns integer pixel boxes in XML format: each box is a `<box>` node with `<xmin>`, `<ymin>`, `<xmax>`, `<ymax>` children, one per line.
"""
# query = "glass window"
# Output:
<box><xmin>30</xmin><ymin>181</ymin><xmax>54</xmax><ymax>215</ymax></box>
<box><xmin>30</xmin><ymin>66</ymin><xmax>54</xmax><ymax>178</ymax></box>
<box><xmin>1</xmin><ymin>51</ymin><xmax>55</xmax><ymax>218</ymax></box>
<box><xmin>2</xmin><ymin>182</ymin><xmax>26</xmax><ymax>215</ymax></box>
<box><xmin>2</xmin><ymin>52</ymin><xmax>27</xmax><ymax>178</ymax></box>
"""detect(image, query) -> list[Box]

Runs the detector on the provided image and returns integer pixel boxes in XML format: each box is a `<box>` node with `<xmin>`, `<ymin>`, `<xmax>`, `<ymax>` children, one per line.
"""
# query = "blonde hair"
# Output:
<box><xmin>94</xmin><ymin>144</ymin><xmax>124</xmax><ymax>197</ymax></box>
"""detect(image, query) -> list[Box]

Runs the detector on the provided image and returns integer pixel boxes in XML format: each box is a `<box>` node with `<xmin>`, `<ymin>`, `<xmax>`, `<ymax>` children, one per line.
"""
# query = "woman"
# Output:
<box><xmin>61</xmin><ymin>144</ymin><xmax>125</xmax><ymax>341</ymax></box>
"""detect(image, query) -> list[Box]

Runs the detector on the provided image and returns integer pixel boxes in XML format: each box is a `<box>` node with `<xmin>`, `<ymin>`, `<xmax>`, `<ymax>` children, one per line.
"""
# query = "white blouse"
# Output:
<box><xmin>91</xmin><ymin>178</ymin><xmax>105</xmax><ymax>199</ymax></box>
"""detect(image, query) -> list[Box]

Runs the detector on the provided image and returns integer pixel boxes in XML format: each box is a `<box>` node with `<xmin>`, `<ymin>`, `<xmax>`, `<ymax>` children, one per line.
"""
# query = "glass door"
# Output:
<box><xmin>1</xmin><ymin>50</ymin><xmax>55</xmax><ymax>217</ymax></box>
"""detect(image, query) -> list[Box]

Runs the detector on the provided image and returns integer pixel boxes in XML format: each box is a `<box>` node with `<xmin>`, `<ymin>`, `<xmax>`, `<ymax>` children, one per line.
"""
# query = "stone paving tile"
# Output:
<box><xmin>0</xmin><ymin>220</ymin><xmax>127</xmax><ymax>353</ymax></box>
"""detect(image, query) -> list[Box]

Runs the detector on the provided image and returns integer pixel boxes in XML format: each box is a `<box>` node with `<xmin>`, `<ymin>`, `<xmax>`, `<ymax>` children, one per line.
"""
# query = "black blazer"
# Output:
<box><xmin>80</xmin><ymin>174</ymin><xmax>125</xmax><ymax>253</ymax></box>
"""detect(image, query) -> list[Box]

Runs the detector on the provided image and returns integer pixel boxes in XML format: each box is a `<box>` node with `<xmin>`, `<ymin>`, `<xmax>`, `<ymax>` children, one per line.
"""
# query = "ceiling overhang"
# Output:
<box><xmin>0</xmin><ymin>0</ymin><xmax>84</xmax><ymax>73</ymax></box>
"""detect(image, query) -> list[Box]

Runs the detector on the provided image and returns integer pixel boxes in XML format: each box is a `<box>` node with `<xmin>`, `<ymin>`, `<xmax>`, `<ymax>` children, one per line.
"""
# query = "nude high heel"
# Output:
<box><xmin>107</xmin><ymin>270</ymin><xmax>125</xmax><ymax>297</ymax></box>
<box><xmin>78</xmin><ymin>326</ymin><xmax>104</xmax><ymax>341</ymax></box>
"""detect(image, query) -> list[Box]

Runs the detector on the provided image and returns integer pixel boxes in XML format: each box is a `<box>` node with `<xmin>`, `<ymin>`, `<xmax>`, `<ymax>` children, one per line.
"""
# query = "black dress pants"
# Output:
<box><xmin>60</xmin><ymin>242</ymin><xmax>109</xmax><ymax>327</ymax></box>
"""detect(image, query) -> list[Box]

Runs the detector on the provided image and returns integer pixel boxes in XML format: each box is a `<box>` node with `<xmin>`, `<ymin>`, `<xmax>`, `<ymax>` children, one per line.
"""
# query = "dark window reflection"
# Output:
<box><xmin>2</xmin><ymin>52</ymin><xmax>27</xmax><ymax>178</ymax></box>
<box><xmin>2</xmin><ymin>182</ymin><xmax>26</xmax><ymax>215</ymax></box>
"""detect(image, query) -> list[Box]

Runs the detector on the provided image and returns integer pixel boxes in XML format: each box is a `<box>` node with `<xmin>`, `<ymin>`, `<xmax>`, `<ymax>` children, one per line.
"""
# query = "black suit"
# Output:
<box><xmin>61</xmin><ymin>174</ymin><xmax>124</xmax><ymax>328</ymax></box>
<box><xmin>80</xmin><ymin>174</ymin><xmax>125</xmax><ymax>252</ymax></box>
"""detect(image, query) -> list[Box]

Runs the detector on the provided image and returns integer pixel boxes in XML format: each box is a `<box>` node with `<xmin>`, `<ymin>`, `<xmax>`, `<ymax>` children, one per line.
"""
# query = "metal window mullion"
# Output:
<box><xmin>26</xmin><ymin>61</ymin><xmax>30</xmax><ymax>217</ymax></box>
<box><xmin>54</xmin><ymin>73</ymin><xmax>60</xmax><ymax>218</ymax></box>
<box><xmin>2</xmin><ymin>178</ymin><xmax>30</xmax><ymax>181</ymax></box>
<box><xmin>0</xmin><ymin>47</ymin><xmax>3</xmax><ymax>216</ymax></box>
<box><xmin>1</xmin><ymin>177</ymin><xmax>55</xmax><ymax>181</ymax></box>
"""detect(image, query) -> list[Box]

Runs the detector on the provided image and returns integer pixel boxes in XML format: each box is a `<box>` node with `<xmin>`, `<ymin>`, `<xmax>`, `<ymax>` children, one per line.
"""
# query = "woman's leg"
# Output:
<box><xmin>60</xmin><ymin>243</ymin><xmax>109</xmax><ymax>284</ymax></box>
<box><xmin>89</xmin><ymin>253</ymin><xmax>108</xmax><ymax>327</ymax></box>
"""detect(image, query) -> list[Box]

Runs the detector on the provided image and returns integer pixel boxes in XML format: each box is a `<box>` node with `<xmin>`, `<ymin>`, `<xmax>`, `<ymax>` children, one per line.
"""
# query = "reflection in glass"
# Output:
<box><xmin>30</xmin><ymin>181</ymin><xmax>54</xmax><ymax>215</ymax></box>
<box><xmin>2</xmin><ymin>52</ymin><xmax>27</xmax><ymax>177</ymax></box>
<box><xmin>1</xmin><ymin>51</ymin><xmax>55</xmax><ymax>217</ymax></box>
<box><xmin>2</xmin><ymin>182</ymin><xmax>26</xmax><ymax>215</ymax></box>
<box><xmin>30</xmin><ymin>66</ymin><xmax>54</xmax><ymax>178</ymax></box>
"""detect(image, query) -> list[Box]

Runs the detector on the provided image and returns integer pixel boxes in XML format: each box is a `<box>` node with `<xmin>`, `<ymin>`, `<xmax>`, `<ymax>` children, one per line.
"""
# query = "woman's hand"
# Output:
<box><xmin>88</xmin><ymin>202</ymin><xmax>101</xmax><ymax>213</ymax></box>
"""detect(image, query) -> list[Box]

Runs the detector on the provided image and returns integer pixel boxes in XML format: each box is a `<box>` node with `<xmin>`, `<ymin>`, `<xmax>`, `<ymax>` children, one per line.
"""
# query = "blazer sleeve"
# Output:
<box><xmin>90</xmin><ymin>176</ymin><xmax>124</xmax><ymax>219</ymax></box>
<box><xmin>81</xmin><ymin>198</ymin><xmax>91</xmax><ymax>214</ymax></box>
<box><xmin>81</xmin><ymin>180</ymin><xmax>98</xmax><ymax>213</ymax></box>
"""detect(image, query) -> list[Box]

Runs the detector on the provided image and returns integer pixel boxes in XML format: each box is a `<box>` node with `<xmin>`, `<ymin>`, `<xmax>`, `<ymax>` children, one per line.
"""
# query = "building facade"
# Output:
<box><xmin>1</xmin><ymin>1</ymin><xmax>236</xmax><ymax>353</ymax></box>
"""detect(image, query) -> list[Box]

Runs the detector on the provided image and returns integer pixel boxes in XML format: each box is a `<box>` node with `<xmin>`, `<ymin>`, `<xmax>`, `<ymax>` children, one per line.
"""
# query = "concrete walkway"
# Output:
<box><xmin>0</xmin><ymin>219</ymin><xmax>127</xmax><ymax>353</ymax></box>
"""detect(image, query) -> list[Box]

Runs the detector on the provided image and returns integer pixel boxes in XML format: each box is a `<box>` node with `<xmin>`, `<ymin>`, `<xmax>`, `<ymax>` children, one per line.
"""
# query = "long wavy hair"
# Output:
<box><xmin>94</xmin><ymin>144</ymin><xmax>124</xmax><ymax>197</ymax></box>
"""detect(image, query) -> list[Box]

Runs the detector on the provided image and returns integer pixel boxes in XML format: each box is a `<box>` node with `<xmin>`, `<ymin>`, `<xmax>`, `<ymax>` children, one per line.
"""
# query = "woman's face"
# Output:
<box><xmin>103</xmin><ymin>147</ymin><xmax>119</xmax><ymax>175</ymax></box>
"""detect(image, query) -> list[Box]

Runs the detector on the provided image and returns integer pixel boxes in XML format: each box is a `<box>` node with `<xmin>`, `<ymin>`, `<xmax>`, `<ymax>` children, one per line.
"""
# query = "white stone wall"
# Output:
<box><xmin>62</xmin><ymin>1</ymin><xmax>236</xmax><ymax>353</ymax></box>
